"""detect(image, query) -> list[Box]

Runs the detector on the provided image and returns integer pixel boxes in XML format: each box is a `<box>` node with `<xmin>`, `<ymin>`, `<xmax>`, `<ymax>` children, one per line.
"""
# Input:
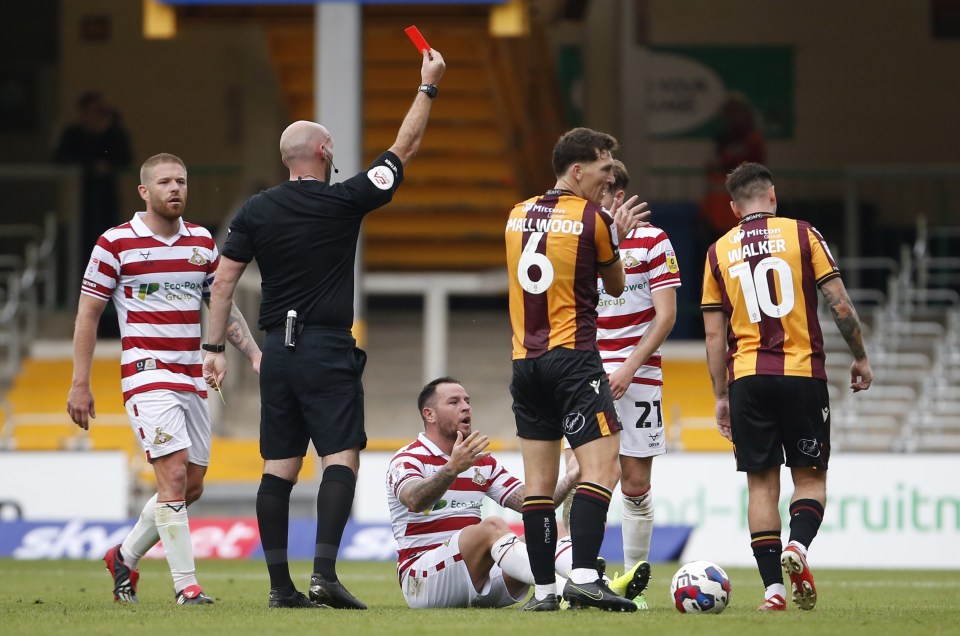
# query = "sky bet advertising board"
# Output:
<box><xmin>0</xmin><ymin>453</ymin><xmax>956</xmax><ymax>568</ymax></box>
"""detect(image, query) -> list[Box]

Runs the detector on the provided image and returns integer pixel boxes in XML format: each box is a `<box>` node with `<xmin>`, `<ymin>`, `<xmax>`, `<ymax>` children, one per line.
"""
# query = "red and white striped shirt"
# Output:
<box><xmin>80</xmin><ymin>212</ymin><xmax>219</xmax><ymax>402</ymax></box>
<box><xmin>597</xmin><ymin>225</ymin><xmax>681</xmax><ymax>386</ymax></box>
<box><xmin>387</xmin><ymin>433</ymin><xmax>522</xmax><ymax>578</ymax></box>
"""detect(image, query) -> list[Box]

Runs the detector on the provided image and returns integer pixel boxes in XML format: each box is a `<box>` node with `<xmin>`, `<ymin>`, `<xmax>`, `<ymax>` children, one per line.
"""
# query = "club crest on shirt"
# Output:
<box><xmin>153</xmin><ymin>428</ymin><xmax>173</xmax><ymax>445</ymax></box>
<box><xmin>665</xmin><ymin>249</ymin><xmax>679</xmax><ymax>273</ymax></box>
<box><xmin>472</xmin><ymin>468</ymin><xmax>487</xmax><ymax>486</ymax></box>
<box><xmin>189</xmin><ymin>248</ymin><xmax>208</xmax><ymax>266</ymax></box>
<box><xmin>621</xmin><ymin>250</ymin><xmax>639</xmax><ymax>269</ymax></box>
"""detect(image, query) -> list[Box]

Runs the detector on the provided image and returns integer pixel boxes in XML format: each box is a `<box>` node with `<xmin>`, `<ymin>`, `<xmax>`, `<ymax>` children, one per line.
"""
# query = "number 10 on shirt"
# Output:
<box><xmin>728</xmin><ymin>256</ymin><xmax>796</xmax><ymax>323</ymax></box>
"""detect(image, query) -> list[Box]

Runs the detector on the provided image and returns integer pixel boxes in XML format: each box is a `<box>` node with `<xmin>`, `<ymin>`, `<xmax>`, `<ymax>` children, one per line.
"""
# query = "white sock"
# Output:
<box><xmin>622</xmin><ymin>489</ymin><xmax>654</xmax><ymax>566</ymax></box>
<box><xmin>534</xmin><ymin>583</ymin><xmax>557</xmax><ymax>600</ymax></box>
<box><xmin>490</xmin><ymin>533</ymin><xmax>535</xmax><ymax>585</ymax></box>
<box><xmin>766</xmin><ymin>583</ymin><xmax>786</xmax><ymax>600</ymax></box>
<box><xmin>155</xmin><ymin>500</ymin><xmax>198</xmax><ymax>592</ymax></box>
<box><xmin>121</xmin><ymin>493</ymin><xmax>160</xmax><ymax>570</ymax></box>
<box><xmin>553</xmin><ymin>537</ymin><xmax>573</xmax><ymax>578</ymax></box>
<box><xmin>787</xmin><ymin>540</ymin><xmax>808</xmax><ymax>557</ymax></box>
<box><xmin>569</xmin><ymin>567</ymin><xmax>597</xmax><ymax>585</ymax></box>
<box><xmin>555</xmin><ymin>574</ymin><xmax>567</xmax><ymax>596</ymax></box>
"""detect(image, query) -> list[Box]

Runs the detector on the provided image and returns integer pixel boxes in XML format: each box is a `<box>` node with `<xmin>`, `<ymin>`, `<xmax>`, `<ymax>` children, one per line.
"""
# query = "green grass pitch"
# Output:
<box><xmin>2</xmin><ymin>559</ymin><xmax>958</xmax><ymax>636</ymax></box>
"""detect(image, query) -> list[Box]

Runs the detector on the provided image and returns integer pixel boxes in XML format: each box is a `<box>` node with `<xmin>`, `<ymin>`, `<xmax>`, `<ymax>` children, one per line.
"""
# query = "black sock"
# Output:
<box><xmin>521</xmin><ymin>495</ymin><xmax>557</xmax><ymax>585</ymax></box>
<box><xmin>257</xmin><ymin>473</ymin><xmax>295</xmax><ymax>593</ymax></box>
<box><xmin>788</xmin><ymin>498</ymin><xmax>825</xmax><ymax>548</ymax></box>
<box><xmin>751</xmin><ymin>530</ymin><xmax>783</xmax><ymax>588</ymax></box>
<box><xmin>313</xmin><ymin>465</ymin><xmax>357</xmax><ymax>581</ymax></box>
<box><xmin>569</xmin><ymin>482</ymin><xmax>611</xmax><ymax>571</ymax></box>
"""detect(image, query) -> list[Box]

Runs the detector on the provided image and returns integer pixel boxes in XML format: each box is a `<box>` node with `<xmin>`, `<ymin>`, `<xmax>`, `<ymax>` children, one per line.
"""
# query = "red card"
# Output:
<box><xmin>405</xmin><ymin>25</ymin><xmax>430</xmax><ymax>54</ymax></box>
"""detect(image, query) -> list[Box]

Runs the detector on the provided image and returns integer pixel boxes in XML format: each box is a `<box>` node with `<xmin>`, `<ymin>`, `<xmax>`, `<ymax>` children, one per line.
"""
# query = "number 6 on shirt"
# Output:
<box><xmin>517</xmin><ymin>231</ymin><xmax>555</xmax><ymax>294</ymax></box>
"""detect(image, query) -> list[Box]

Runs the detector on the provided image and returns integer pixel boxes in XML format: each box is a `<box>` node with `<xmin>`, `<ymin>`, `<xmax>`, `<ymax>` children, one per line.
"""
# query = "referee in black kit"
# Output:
<box><xmin>203</xmin><ymin>48</ymin><xmax>445</xmax><ymax>609</ymax></box>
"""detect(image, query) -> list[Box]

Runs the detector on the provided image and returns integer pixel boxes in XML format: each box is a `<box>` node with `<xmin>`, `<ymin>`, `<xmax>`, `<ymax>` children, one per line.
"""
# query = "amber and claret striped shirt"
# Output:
<box><xmin>701</xmin><ymin>212</ymin><xmax>841</xmax><ymax>381</ymax></box>
<box><xmin>506</xmin><ymin>189</ymin><xmax>619</xmax><ymax>360</ymax></box>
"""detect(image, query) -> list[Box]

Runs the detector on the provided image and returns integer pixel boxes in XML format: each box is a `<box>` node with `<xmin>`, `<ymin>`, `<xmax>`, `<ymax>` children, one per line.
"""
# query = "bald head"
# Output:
<box><xmin>279</xmin><ymin>120</ymin><xmax>331</xmax><ymax>166</ymax></box>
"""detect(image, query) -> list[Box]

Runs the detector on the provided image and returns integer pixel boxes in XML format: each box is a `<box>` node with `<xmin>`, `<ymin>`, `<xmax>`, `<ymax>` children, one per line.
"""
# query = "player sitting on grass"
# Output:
<box><xmin>388</xmin><ymin>377</ymin><xmax>611</xmax><ymax>610</ymax></box>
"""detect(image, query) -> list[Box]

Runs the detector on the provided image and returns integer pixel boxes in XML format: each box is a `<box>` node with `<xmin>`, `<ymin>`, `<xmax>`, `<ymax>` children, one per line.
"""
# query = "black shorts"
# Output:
<box><xmin>259</xmin><ymin>326</ymin><xmax>367</xmax><ymax>459</ymax></box>
<box><xmin>510</xmin><ymin>347</ymin><xmax>622</xmax><ymax>449</ymax></box>
<box><xmin>729</xmin><ymin>374</ymin><xmax>831</xmax><ymax>472</ymax></box>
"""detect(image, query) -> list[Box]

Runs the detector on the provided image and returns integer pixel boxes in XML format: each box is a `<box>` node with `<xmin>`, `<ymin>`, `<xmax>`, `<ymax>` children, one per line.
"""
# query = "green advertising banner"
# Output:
<box><xmin>647</xmin><ymin>45</ymin><xmax>794</xmax><ymax>139</ymax></box>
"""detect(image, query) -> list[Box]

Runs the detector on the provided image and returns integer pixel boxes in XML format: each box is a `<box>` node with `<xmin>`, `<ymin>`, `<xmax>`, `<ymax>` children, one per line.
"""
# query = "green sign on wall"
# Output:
<box><xmin>646</xmin><ymin>45</ymin><xmax>794</xmax><ymax>139</ymax></box>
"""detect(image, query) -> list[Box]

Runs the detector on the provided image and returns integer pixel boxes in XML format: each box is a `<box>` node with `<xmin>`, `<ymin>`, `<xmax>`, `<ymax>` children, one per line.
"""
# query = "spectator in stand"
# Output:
<box><xmin>54</xmin><ymin>91</ymin><xmax>134</xmax><ymax>257</ymax></box>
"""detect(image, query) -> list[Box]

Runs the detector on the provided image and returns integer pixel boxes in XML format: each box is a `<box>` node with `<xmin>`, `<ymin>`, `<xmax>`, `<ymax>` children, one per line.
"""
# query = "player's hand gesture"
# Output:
<box><xmin>715</xmin><ymin>395</ymin><xmax>732</xmax><ymax>441</ymax></box>
<box><xmin>67</xmin><ymin>384</ymin><xmax>96</xmax><ymax>430</ymax></box>
<box><xmin>447</xmin><ymin>430</ymin><xmax>490</xmax><ymax>473</ymax></box>
<box><xmin>610</xmin><ymin>194</ymin><xmax>651</xmax><ymax>239</ymax></box>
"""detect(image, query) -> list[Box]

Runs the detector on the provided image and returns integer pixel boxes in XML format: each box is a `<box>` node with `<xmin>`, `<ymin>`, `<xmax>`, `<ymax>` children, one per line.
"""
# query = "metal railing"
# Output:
<box><xmin>646</xmin><ymin>164</ymin><xmax>960</xmax><ymax>289</ymax></box>
<box><xmin>0</xmin><ymin>212</ymin><xmax>58</xmax><ymax>382</ymax></box>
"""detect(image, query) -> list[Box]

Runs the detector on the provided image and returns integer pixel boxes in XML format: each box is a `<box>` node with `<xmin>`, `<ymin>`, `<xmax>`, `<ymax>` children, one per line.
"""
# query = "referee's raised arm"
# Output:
<box><xmin>388</xmin><ymin>48</ymin><xmax>445</xmax><ymax>166</ymax></box>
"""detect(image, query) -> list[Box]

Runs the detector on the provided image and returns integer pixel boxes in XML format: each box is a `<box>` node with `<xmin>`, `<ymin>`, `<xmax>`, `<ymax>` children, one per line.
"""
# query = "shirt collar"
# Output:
<box><xmin>130</xmin><ymin>211</ymin><xmax>189</xmax><ymax>239</ymax></box>
<box><xmin>417</xmin><ymin>432</ymin><xmax>447</xmax><ymax>458</ymax></box>
<box><xmin>739</xmin><ymin>211</ymin><xmax>775</xmax><ymax>225</ymax></box>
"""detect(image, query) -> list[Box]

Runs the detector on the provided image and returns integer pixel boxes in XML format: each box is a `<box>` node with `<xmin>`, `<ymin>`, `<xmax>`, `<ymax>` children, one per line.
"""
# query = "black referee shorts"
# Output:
<box><xmin>729</xmin><ymin>374</ymin><xmax>831</xmax><ymax>473</ymax></box>
<box><xmin>510</xmin><ymin>347</ymin><xmax>622</xmax><ymax>449</ymax></box>
<box><xmin>259</xmin><ymin>326</ymin><xmax>367</xmax><ymax>459</ymax></box>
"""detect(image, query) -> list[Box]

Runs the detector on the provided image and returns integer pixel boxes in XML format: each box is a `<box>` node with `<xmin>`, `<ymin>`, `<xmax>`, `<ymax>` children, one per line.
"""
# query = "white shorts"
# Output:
<box><xmin>617</xmin><ymin>382</ymin><xmax>667</xmax><ymax>458</ymax></box>
<box><xmin>561</xmin><ymin>381</ymin><xmax>667</xmax><ymax>458</ymax></box>
<box><xmin>125</xmin><ymin>390</ymin><xmax>211</xmax><ymax>466</ymax></box>
<box><xmin>400</xmin><ymin>530</ymin><xmax>529</xmax><ymax>609</ymax></box>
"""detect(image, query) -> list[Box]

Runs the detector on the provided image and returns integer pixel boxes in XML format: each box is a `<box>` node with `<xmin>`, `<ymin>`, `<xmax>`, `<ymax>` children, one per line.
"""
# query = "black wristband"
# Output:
<box><xmin>418</xmin><ymin>83</ymin><xmax>438</xmax><ymax>99</ymax></box>
<box><xmin>201</xmin><ymin>343</ymin><xmax>225</xmax><ymax>353</ymax></box>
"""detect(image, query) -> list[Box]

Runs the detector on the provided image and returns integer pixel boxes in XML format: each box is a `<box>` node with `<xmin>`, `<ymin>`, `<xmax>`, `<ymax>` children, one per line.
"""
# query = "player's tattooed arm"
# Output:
<box><xmin>400</xmin><ymin>431</ymin><xmax>490</xmax><ymax>512</ymax></box>
<box><xmin>225</xmin><ymin>302</ymin><xmax>262</xmax><ymax>362</ymax></box>
<box><xmin>820</xmin><ymin>277</ymin><xmax>867</xmax><ymax>360</ymax></box>
<box><xmin>503</xmin><ymin>488</ymin><xmax>525</xmax><ymax>513</ymax></box>
<box><xmin>399</xmin><ymin>468</ymin><xmax>459</xmax><ymax>513</ymax></box>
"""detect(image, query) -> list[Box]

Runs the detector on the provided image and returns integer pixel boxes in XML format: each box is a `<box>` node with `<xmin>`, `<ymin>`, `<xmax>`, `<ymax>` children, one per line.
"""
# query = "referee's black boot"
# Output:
<box><xmin>309</xmin><ymin>573</ymin><xmax>367</xmax><ymax>610</ymax></box>
<box><xmin>563</xmin><ymin>579</ymin><xmax>637</xmax><ymax>612</ymax></box>
<box><xmin>520</xmin><ymin>593</ymin><xmax>560</xmax><ymax>611</ymax></box>
<box><xmin>269</xmin><ymin>588</ymin><xmax>322</xmax><ymax>609</ymax></box>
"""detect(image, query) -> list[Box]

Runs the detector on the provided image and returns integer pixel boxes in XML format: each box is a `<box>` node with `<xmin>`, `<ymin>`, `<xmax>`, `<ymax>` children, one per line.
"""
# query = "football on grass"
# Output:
<box><xmin>670</xmin><ymin>560</ymin><xmax>731</xmax><ymax>614</ymax></box>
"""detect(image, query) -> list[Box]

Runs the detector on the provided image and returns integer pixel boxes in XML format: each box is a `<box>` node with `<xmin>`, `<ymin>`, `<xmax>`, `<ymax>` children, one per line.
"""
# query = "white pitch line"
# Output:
<box><xmin>822</xmin><ymin>580</ymin><xmax>960</xmax><ymax>589</ymax></box>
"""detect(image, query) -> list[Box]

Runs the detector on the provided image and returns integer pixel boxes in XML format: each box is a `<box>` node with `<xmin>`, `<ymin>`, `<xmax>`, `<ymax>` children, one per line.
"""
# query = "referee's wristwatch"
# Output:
<box><xmin>201</xmin><ymin>343</ymin><xmax>225</xmax><ymax>353</ymax></box>
<box><xmin>418</xmin><ymin>83</ymin><xmax>438</xmax><ymax>99</ymax></box>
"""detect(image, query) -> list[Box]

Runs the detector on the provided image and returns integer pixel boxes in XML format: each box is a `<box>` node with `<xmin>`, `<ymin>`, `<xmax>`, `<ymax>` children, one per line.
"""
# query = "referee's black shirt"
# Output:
<box><xmin>223</xmin><ymin>151</ymin><xmax>404</xmax><ymax>331</ymax></box>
